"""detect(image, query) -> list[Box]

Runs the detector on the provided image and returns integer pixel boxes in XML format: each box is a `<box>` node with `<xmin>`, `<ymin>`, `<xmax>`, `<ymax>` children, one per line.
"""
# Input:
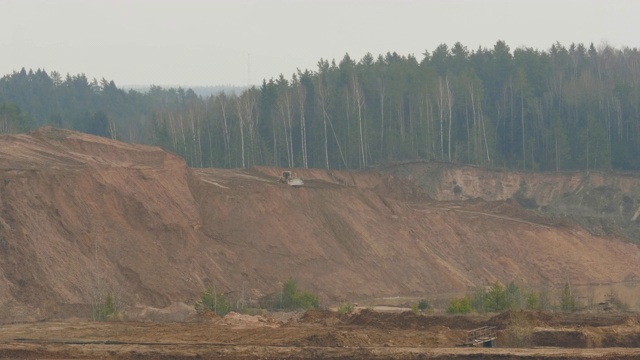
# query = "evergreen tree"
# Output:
<box><xmin>1</xmin><ymin>41</ymin><xmax>639</xmax><ymax>171</ymax></box>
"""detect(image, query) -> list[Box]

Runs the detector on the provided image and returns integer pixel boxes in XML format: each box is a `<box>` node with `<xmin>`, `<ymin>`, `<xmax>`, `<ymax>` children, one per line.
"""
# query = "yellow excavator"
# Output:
<box><xmin>279</xmin><ymin>171</ymin><xmax>304</xmax><ymax>186</ymax></box>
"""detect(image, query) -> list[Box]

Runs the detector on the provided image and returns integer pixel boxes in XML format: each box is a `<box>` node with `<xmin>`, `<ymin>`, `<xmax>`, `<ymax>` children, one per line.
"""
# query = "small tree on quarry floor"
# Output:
<box><xmin>484</xmin><ymin>281</ymin><xmax>507</xmax><ymax>312</ymax></box>
<box><xmin>281</xmin><ymin>278</ymin><xmax>318</xmax><ymax>310</ymax></box>
<box><xmin>195</xmin><ymin>286</ymin><xmax>231</xmax><ymax>316</ymax></box>
<box><xmin>561</xmin><ymin>282</ymin><xmax>577</xmax><ymax>312</ymax></box>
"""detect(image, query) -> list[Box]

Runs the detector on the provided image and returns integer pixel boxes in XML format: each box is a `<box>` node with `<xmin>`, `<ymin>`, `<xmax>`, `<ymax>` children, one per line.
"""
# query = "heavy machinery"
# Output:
<box><xmin>279</xmin><ymin>171</ymin><xmax>304</xmax><ymax>186</ymax></box>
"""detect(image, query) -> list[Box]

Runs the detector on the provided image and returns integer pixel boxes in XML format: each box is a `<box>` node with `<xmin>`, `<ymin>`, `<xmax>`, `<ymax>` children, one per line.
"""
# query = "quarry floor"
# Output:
<box><xmin>2</xmin><ymin>310</ymin><xmax>640</xmax><ymax>359</ymax></box>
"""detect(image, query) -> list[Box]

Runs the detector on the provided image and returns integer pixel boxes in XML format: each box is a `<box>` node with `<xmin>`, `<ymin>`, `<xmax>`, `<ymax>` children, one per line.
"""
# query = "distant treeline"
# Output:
<box><xmin>1</xmin><ymin>41</ymin><xmax>639</xmax><ymax>171</ymax></box>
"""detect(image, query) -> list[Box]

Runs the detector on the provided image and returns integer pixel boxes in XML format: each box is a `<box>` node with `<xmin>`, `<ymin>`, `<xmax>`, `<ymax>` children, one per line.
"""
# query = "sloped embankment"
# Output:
<box><xmin>1</xmin><ymin>128</ymin><xmax>640</xmax><ymax>322</ymax></box>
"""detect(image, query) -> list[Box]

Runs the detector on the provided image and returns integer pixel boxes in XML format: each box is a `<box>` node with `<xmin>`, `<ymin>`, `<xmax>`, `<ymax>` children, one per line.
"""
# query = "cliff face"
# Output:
<box><xmin>1</xmin><ymin>128</ymin><xmax>640</xmax><ymax>322</ymax></box>
<box><xmin>378</xmin><ymin>161</ymin><xmax>640</xmax><ymax>241</ymax></box>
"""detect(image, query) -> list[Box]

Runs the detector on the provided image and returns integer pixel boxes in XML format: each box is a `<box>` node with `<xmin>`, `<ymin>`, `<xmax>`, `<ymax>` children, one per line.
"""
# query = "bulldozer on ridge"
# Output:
<box><xmin>279</xmin><ymin>171</ymin><xmax>304</xmax><ymax>186</ymax></box>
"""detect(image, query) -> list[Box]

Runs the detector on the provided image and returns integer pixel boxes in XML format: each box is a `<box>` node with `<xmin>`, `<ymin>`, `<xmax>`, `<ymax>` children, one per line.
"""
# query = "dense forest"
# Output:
<box><xmin>1</xmin><ymin>41</ymin><xmax>639</xmax><ymax>171</ymax></box>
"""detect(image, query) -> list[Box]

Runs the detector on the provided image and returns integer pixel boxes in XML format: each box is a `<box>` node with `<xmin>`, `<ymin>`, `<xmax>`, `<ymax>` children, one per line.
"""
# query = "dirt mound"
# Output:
<box><xmin>345</xmin><ymin>309</ymin><xmax>487</xmax><ymax>330</ymax></box>
<box><xmin>482</xmin><ymin>310</ymin><xmax>640</xmax><ymax>331</ymax></box>
<box><xmin>543</xmin><ymin>312</ymin><xmax>640</xmax><ymax>328</ymax></box>
<box><xmin>124</xmin><ymin>302</ymin><xmax>198</xmax><ymax>322</ymax></box>
<box><xmin>196</xmin><ymin>309</ymin><xmax>221</xmax><ymax>322</ymax></box>
<box><xmin>299</xmin><ymin>309</ymin><xmax>341</xmax><ymax>324</ymax></box>
<box><xmin>218</xmin><ymin>312</ymin><xmax>280</xmax><ymax>327</ymax></box>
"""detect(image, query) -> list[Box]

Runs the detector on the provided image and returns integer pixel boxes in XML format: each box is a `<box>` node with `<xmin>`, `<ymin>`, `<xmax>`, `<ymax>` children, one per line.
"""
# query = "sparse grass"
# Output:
<box><xmin>337</xmin><ymin>303</ymin><xmax>355</xmax><ymax>315</ymax></box>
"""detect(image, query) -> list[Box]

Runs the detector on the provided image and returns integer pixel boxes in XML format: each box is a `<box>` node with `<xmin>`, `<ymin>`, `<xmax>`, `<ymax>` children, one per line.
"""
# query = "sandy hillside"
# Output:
<box><xmin>1</xmin><ymin>127</ymin><xmax>640</xmax><ymax>321</ymax></box>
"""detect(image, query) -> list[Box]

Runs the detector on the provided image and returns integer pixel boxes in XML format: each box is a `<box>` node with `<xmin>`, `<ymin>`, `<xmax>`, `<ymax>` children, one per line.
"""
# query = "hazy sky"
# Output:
<box><xmin>2</xmin><ymin>0</ymin><xmax>639</xmax><ymax>87</ymax></box>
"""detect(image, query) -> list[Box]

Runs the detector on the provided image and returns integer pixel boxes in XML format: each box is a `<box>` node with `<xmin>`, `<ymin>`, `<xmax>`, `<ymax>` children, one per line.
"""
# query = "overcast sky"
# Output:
<box><xmin>2</xmin><ymin>0</ymin><xmax>639</xmax><ymax>87</ymax></box>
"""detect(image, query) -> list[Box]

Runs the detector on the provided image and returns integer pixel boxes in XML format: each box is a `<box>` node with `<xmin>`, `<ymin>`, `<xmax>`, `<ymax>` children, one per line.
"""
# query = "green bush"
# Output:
<box><xmin>337</xmin><ymin>303</ymin><xmax>355</xmax><ymax>314</ymax></box>
<box><xmin>526</xmin><ymin>292</ymin><xmax>539</xmax><ymax>310</ymax></box>
<box><xmin>519</xmin><ymin>288</ymin><xmax>551</xmax><ymax>311</ymax></box>
<box><xmin>447</xmin><ymin>295</ymin><xmax>473</xmax><ymax>314</ymax></box>
<box><xmin>484</xmin><ymin>281</ymin><xmax>507</xmax><ymax>312</ymax></box>
<box><xmin>417</xmin><ymin>299</ymin><xmax>430</xmax><ymax>312</ymax></box>
<box><xmin>93</xmin><ymin>294</ymin><xmax>117</xmax><ymax>321</ymax></box>
<box><xmin>281</xmin><ymin>278</ymin><xmax>319</xmax><ymax>310</ymax></box>
<box><xmin>561</xmin><ymin>282</ymin><xmax>577</xmax><ymax>312</ymax></box>
<box><xmin>196</xmin><ymin>286</ymin><xmax>231</xmax><ymax>316</ymax></box>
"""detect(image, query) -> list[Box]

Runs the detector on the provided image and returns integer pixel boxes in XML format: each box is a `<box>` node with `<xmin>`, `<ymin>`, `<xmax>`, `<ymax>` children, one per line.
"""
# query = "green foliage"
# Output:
<box><xmin>3</xmin><ymin>42</ymin><xmax>640</xmax><ymax>172</ymax></box>
<box><xmin>337</xmin><ymin>303</ymin><xmax>355</xmax><ymax>314</ymax></box>
<box><xmin>465</xmin><ymin>282</ymin><xmax>548</xmax><ymax>313</ymax></box>
<box><xmin>281</xmin><ymin>278</ymin><xmax>319</xmax><ymax>310</ymax></box>
<box><xmin>505</xmin><ymin>281</ymin><xmax>522</xmax><ymax>310</ymax></box>
<box><xmin>93</xmin><ymin>294</ymin><xmax>117</xmax><ymax>321</ymax></box>
<box><xmin>417</xmin><ymin>299</ymin><xmax>430</xmax><ymax>312</ymax></box>
<box><xmin>195</xmin><ymin>286</ymin><xmax>231</xmax><ymax>316</ymax></box>
<box><xmin>447</xmin><ymin>295</ymin><xmax>473</xmax><ymax>314</ymax></box>
<box><xmin>464</xmin><ymin>281</ymin><xmax>530</xmax><ymax>313</ymax></box>
<box><xmin>470</xmin><ymin>286</ymin><xmax>486</xmax><ymax>313</ymax></box>
<box><xmin>526</xmin><ymin>292</ymin><xmax>539</xmax><ymax>310</ymax></box>
<box><xmin>459</xmin><ymin>281</ymin><xmax>576</xmax><ymax>314</ymax></box>
<box><xmin>539</xmin><ymin>289</ymin><xmax>552</xmax><ymax>310</ymax></box>
<box><xmin>87</xmin><ymin>110</ymin><xmax>110</xmax><ymax>137</ymax></box>
<box><xmin>484</xmin><ymin>281</ymin><xmax>507</xmax><ymax>312</ymax></box>
<box><xmin>0</xmin><ymin>101</ymin><xmax>34</xmax><ymax>133</ymax></box>
<box><xmin>561</xmin><ymin>282</ymin><xmax>577</xmax><ymax>312</ymax></box>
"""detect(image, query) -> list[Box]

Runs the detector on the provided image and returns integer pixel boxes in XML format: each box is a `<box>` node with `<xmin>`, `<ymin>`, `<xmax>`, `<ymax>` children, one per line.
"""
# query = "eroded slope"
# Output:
<box><xmin>1</xmin><ymin>128</ymin><xmax>640</xmax><ymax>321</ymax></box>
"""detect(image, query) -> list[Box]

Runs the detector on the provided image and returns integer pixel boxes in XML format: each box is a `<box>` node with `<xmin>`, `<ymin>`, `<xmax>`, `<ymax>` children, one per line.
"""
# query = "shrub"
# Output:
<box><xmin>503</xmin><ymin>311</ymin><xmax>533</xmax><ymax>347</ymax></box>
<box><xmin>417</xmin><ymin>299</ymin><xmax>430</xmax><ymax>312</ymax></box>
<box><xmin>337</xmin><ymin>303</ymin><xmax>355</xmax><ymax>315</ymax></box>
<box><xmin>526</xmin><ymin>292</ymin><xmax>539</xmax><ymax>310</ymax></box>
<box><xmin>281</xmin><ymin>278</ymin><xmax>319</xmax><ymax>310</ymax></box>
<box><xmin>93</xmin><ymin>294</ymin><xmax>117</xmax><ymax>321</ymax></box>
<box><xmin>196</xmin><ymin>286</ymin><xmax>231</xmax><ymax>316</ymax></box>
<box><xmin>447</xmin><ymin>295</ymin><xmax>473</xmax><ymax>314</ymax></box>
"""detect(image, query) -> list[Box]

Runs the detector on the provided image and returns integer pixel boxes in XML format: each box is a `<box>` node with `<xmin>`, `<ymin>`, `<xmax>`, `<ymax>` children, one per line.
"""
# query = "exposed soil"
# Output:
<box><xmin>376</xmin><ymin>160</ymin><xmax>640</xmax><ymax>242</ymax></box>
<box><xmin>2</xmin><ymin>128</ymin><xmax>640</xmax><ymax>322</ymax></box>
<box><xmin>3</xmin><ymin>128</ymin><xmax>640</xmax><ymax>357</ymax></box>
<box><xmin>2</xmin><ymin>310</ymin><xmax>640</xmax><ymax>359</ymax></box>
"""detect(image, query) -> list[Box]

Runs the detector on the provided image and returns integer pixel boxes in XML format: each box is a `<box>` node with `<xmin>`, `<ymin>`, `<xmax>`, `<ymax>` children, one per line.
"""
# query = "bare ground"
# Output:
<box><xmin>2</xmin><ymin>310</ymin><xmax>640</xmax><ymax>359</ymax></box>
<box><xmin>3</xmin><ymin>127</ymin><xmax>640</xmax><ymax>335</ymax></box>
